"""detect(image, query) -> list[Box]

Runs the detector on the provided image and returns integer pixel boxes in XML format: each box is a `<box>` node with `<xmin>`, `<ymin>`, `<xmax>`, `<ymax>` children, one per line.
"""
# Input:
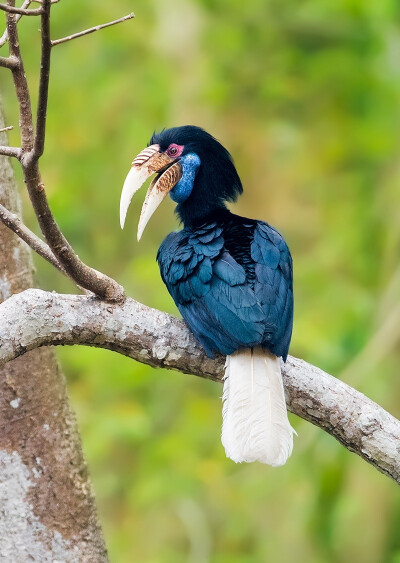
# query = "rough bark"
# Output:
<box><xmin>0</xmin><ymin>102</ymin><xmax>108</xmax><ymax>561</ymax></box>
<box><xmin>0</xmin><ymin>289</ymin><xmax>399</xmax><ymax>486</ymax></box>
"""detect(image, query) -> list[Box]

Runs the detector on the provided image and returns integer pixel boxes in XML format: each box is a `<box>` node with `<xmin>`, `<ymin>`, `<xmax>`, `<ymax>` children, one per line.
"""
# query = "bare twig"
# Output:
<box><xmin>22</xmin><ymin>164</ymin><xmax>125</xmax><ymax>300</ymax></box>
<box><xmin>0</xmin><ymin>288</ymin><xmax>399</xmax><ymax>485</ymax></box>
<box><xmin>6</xmin><ymin>6</ymin><xmax>34</xmax><ymax>151</ymax></box>
<box><xmin>0</xmin><ymin>125</ymin><xmax>13</xmax><ymax>133</ymax></box>
<box><xmin>0</xmin><ymin>32</ymin><xmax>7</xmax><ymax>48</ymax></box>
<box><xmin>0</xmin><ymin>0</ymin><xmax>33</xmax><ymax>48</ymax></box>
<box><xmin>51</xmin><ymin>13</ymin><xmax>135</xmax><ymax>47</ymax></box>
<box><xmin>0</xmin><ymin>145</ymin><xmax>21</xmax><ymax>158</ymax></box>
<box><xmin>0</xmin><ymin>54</ymin><xmax>18</xmax><ymax>69</ymax></box>
<box><xmin>0</xmin><ymin>203</ymin><xmax>65</xmax><ymax>273</ymax></box>
<box><xmin>0</xmin><ymin>201</ymin><xmax>92</xmax><ymax>294</ymax></box>
<box><xmin>33</xmin><ymin>0</ymin><xmax>51</xmax><ymax>158</ymax></box>
<box><xmin>0</xmin><ymin>3</ymin><xmax>42</xmax><ymax>15</ymax></box>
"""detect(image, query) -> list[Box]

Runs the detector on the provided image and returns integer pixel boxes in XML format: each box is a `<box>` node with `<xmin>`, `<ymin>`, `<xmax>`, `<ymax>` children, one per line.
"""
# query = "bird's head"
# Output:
<box><xmin>120</xmin><ymin>125</ymin><xmax>242</xmax><ymax>239</ymax></box>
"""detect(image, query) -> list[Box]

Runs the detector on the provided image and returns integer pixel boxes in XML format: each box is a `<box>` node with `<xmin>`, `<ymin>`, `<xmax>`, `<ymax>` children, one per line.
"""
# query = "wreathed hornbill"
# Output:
<box><xmin>120</xmin><ymin>126</ymin><xmax>295</xmax><ymax>466</ymax></box>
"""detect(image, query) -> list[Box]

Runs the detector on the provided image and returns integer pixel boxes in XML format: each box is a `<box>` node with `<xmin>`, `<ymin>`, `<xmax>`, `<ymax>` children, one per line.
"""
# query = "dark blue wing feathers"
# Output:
<box><xmin>213</xmin><ymin>251</ymin><xmax>246</xmax><ymax>285</ymax></box>
<box><xmin>251</xmin><ymin>223</ymin><xmax>293</xmax><ymax>359</ymax></box>
<box><xmin>157</xmin><ymin>217</ymin><xmax>293</xmax><ymax>360</ymax></box>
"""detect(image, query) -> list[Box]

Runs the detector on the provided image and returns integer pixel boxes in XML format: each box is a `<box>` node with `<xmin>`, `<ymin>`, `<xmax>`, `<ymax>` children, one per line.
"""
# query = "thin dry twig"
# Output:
<box><xmin>0</xmin><ymin>31</ymin><xmax>8</xmax><ymax>48</ymax></box>
<box><xmin>0</xmin><ymin>145</ymin><xmax>21</xmax><ymax>158</ymax></box>
<box><xmin>0</xmin><ymin>1</ymin><xmax>58</xmax><ymax>49</ymax></box>
<box><xmin>51</xmin><ymin>13</ymin><xmax>135</xmax><ymax>46</ymax></box>
<box><xmin>0</xmin><ymin>54</ymin><xmax>18</xmax><ymax>69</ymax></box>
<box><xmin>6</xmin><ymin>5</ymin><xmax>35</xmax><ymax>151</ymax></box>
<box><xmin>0</xmin><ymin>202</ymin><xmax>65</xmax><ymax>273</ymax></box>
<box><xmin>0</xmin><ymin>0</ymin><xmax>33</xmax><ymax>48</ymax></box>
<box><xmin>0</xmin><ymin>125</ymin><xmax>13</xmax><ymax>133</ymax></box>
<box><xmin>33</xmin><ymin>0</ymin><xmax>51</xmax><ymax>158</ymax></box>
<box><xmin>0</xmin><ymin>2</ymin><xmax>42</xmax><ymax>15</ymax></box>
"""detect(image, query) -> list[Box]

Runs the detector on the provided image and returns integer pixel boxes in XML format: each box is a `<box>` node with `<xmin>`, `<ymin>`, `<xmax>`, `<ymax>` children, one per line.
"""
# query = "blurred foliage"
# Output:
<box><xmin>2</xmin><ymin>0</ymin><xmax>400</xmax><ymax>561</ymax></box>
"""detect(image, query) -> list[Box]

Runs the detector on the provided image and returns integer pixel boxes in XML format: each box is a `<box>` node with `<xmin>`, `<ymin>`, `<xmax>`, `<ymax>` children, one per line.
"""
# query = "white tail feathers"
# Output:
<box><xmin>221</xmin><ymin>347</ymin><xmax>295</xmax><ymax>466</ymax></box>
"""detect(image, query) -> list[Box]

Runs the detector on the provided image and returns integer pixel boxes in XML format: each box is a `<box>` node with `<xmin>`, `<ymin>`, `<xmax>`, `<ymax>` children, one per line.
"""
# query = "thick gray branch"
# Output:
<box><xmin>1</xmin><ymin>288</ymin><xmax>399</xmax><ymax>485</ymax></box>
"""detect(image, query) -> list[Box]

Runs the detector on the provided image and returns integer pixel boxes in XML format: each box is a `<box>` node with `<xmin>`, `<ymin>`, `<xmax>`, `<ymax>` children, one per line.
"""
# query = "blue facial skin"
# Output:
<box><xmin>170</xmin><ymin>153</ymin><xmax>201</xmax><ymax>204</ymax></box>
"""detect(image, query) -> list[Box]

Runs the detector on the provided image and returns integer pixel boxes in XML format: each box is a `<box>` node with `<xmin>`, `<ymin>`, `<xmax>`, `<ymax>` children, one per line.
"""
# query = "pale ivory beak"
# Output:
<box><xmin>120</xmin><ymin>144</ymin><xmax>182</xmax><ymax>240</ymax></box>
<box><xmin>137</xmin><ymin>161</ymin><xmax>182</xmax><ymax>240</ymax></box>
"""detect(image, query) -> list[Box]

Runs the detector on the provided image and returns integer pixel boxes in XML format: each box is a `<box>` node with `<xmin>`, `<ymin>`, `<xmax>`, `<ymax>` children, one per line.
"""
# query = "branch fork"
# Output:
<box><xmin>0</xmin><ymin>1</ymin><xmax>133</xmax><ymax>301</ymax></box>
<box><xmin>0</xmin><ymin>3</ymin><xmax>43</xmax><ymax>16</ymax></box>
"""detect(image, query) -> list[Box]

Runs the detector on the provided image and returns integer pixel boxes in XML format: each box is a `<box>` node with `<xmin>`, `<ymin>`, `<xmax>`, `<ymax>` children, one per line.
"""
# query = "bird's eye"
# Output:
<box><xmin>167</xmin><ymin>145</ymin><xmax>178</xmax><ymax>157</ymax></box>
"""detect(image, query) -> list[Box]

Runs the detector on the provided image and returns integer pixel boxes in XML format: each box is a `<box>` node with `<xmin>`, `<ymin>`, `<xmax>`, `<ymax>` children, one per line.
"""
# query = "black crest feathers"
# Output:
<box><xmin>150</xmin><ymin>126</ymin><xmax>243</xmax><ymax>225</ymax></box>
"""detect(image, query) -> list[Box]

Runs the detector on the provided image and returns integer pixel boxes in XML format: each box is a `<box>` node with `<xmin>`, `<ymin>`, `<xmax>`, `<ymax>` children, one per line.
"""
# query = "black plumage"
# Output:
<box><xmin>153</xmin><ymin>126</ymin><xmax>293</xmax><ymax>362</ymax></box>
<box><xmin>157</xmin><ymin>210</ymin><xmax>293</xmax><ymax>360</ymax></box>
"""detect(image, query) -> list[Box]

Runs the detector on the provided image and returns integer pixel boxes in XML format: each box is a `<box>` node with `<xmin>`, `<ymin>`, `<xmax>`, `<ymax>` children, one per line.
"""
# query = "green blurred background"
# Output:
<box><xmin>2</xmin><ymin>0</ymin><xmax>400</xmax><ymax>561</ymax></box>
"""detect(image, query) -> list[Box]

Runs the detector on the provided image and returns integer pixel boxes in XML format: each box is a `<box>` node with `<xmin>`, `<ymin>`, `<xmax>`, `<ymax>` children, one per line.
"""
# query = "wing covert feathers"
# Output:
<box><xmin>221</xmin><ymin>347</ymin><xmax>295</xmax><ymax>466</ymax></box>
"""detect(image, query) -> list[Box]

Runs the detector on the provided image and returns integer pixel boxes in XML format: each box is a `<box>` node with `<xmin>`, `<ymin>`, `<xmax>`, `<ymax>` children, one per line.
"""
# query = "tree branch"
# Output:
<box><xmin>0</xmin><ymin>203</ymin><xmax>93</xmax><ymax>295</ymax></box>
<box><xmin>51</xmin><ymin>13</ymin><xmax>135</xmax><ymax>47</ymax></box>
<box><xmin>0</xmin><ymin>54</ymin><xmax>18</xmax><ymax>68</ymax></box>
<box><xmin>0</xmin><ymin>288</ymin><xmax>399</xmax><ymax>485</ymax></box>
<box><xmin>0</xmin><ymin>0</ymin><xmax>36</xmax><ymax>48</ymax></box>
<box><xmin>0</xmin><ymin>145</ymin><xmax>21</xmax><ymax>158</ymax></box>
<box><xmin>3</xmin><ymin>1</ymin><xmax>125</xmax><ymax>302</ymax></box>
<box><xmin>0</xmin><ymin>203</ymin><xmax>65</xmax><ymax>273</ymax></box>
<box><xmin>21</xmin><ymin>162</ymin><xmax>125</xmax><ymax>300</ymax></box>
<box><xmin>0</xmin><ymin>3</ymin><xmax>42</xmax><ymax>15</ymax></box>
<box><xmin>7</xmin><ymin>4</ymin><xmax>34</xmax><ymax>151</ymax></box>
<box><xmin>33</xmin><ymin>0</ymin><xmax>51</xmax><ymax>159</ymax></box>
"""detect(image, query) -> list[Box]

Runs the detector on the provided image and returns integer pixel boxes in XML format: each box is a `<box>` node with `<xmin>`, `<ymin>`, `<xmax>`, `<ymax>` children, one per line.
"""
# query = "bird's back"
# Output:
<box><xmin>157</xmin><ymin>210</ymin><xmax>293</xmax><ymax>360</ymax></box>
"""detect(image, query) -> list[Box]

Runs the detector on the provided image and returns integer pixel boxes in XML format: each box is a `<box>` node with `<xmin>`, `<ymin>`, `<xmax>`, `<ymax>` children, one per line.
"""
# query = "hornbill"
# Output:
<box><xmin>120</xmin><ymin>126</ymin><xmax>295</xmax><ymax>466</ymax></box>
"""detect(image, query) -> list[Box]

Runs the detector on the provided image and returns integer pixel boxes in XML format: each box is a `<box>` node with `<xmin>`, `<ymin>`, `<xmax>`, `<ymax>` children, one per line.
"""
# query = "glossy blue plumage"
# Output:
<box><xmin>157</xmin><ymin>210</ymin><xmax>293</xmax><ymax>360</ymax></box>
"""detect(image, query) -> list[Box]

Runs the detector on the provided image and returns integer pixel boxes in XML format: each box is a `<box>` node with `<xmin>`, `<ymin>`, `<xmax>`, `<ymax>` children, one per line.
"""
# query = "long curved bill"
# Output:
<box><xmin>137</xmin><ymin>160</ymin><xmax>182</xmax><ymax>240</ymax></box>
<box><xmin>120</xmin><ymin>144</ymin><xmax>182</xmax><ymax>240</ymax></box>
